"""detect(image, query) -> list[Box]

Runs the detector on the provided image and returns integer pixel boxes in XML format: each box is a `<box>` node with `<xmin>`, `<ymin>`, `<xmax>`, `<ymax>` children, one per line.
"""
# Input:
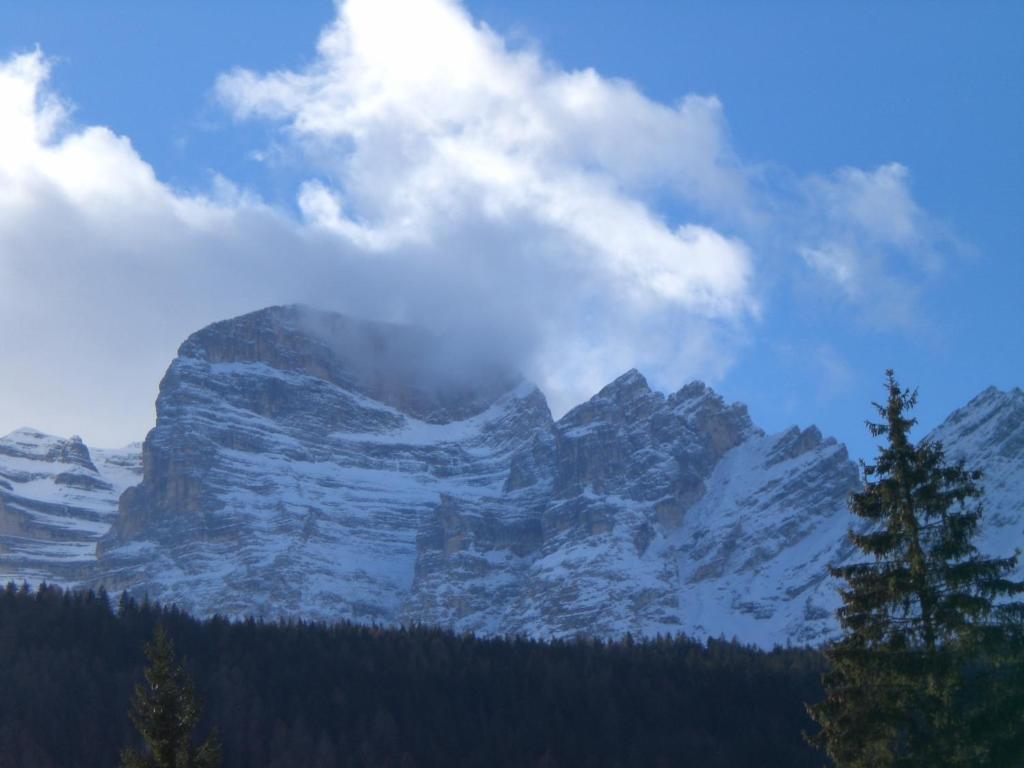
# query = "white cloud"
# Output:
<box><xmin>0</xmin><ymin>51</ymin><xmax>316</xmax><ymax>445</ymax></box>
<box><xmin>0</xmin><ymin>37</ymin><xmax>754</xmax><ymax>446</ymax></box>
<box><xmin>798</xmin><ymin>243</ymin><xmax>861</xmax><ymax>298</ymax></box>
<box><xmin>812</xmin><ymin>163</ymin><xmax>923</xmax><ymax>247</ymax></box>
<box><xmin>795</xmin><ymin>162</ymin><xmax>944</xmax><ymax>326</ymax></box>
<box><xmin>0</xmin><ymin>0</ymin><xmax>953</xmax><ymax>446</ymax></box>
<box><xmin>215</xmin><ymin>0</ymin><xmax>756</xmax><ymax>317</ymax></box>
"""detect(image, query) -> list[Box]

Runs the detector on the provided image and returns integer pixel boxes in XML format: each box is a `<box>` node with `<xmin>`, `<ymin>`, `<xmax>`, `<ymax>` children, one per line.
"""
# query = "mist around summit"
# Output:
<box><xmin>0</xmin><ymin>0</ymin><xmax>984</xmax><ymax>462</ymax></box>
<box><xmin>3</xmin><ymin>305</ymin><xmax>1021</xmax><ymax>649</ymax></box>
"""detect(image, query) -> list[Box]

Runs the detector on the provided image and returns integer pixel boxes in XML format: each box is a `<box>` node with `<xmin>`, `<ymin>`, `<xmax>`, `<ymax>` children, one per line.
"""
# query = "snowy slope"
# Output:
<box><xmin>667</xmin><ymin>385</ymin><xmax>1024</xmax><ymax>646</ymax></box>
<box><xmin>673</xmin><ymin>427</ymin><xmax>858</xmax><ymax>645</ymax></box>
<box><xmin>4</xmin><ymin>306</ymin><xmax>1020</xmax><ymax>648</ymax></box>
<box><xmin>409</xmin><ymin>374</ymin><xmax>862</xmax><ymax>644</ymax></box>
<box><xmin>0</xmin><ymin>429</ymin><xmax>140</xmax><ymax>585</ymax></box>
<box><xmin>94</xmin><ymin>308</ymin><xmax>869</xmax><ymax>646</ymax></box>
<box><xmin>926</xmin><ymin>386</ymin><xmax>1024</xmax><ymax>585</ymax></box>
<box><xmin>97</xmin><ymin>306</ymin><xmax>552</xmax><ymax>622</ymax></box>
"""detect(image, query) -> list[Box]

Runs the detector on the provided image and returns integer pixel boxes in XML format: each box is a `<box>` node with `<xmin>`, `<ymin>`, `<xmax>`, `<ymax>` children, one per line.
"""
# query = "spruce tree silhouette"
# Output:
<box><xmin>808</xmin><ymin>371</ymin><xmax>1024</xmax><ymax>766</ymax></box>
<box><xmin>121</xmin><ymin>626</ymin><xmax>221</xmax><ymax>768</ymax></box>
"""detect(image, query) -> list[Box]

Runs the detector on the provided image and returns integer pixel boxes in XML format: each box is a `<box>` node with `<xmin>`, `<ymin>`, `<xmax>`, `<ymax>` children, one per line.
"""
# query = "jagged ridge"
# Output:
<box><xmin>0</xmin><ymin>429</ymin><xmax>140</xmax><ymax>584</ymax></box>
<box><xmin>2</xmin><ymin>306</ymin><xmax>1020</xmax><ymax>647</ymax></box>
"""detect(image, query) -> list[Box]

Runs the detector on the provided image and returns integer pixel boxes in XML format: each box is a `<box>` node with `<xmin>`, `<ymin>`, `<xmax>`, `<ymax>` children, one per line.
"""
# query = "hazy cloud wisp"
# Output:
<box><xmin>0</xmin><ymin>0</ymin><xmax>950</xmax><ymax>445</ymax></box>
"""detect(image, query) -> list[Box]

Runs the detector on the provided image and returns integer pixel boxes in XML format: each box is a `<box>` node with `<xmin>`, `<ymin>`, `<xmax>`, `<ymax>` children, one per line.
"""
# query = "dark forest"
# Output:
<box><xmin>0</xmin><ymin>583</ymin><xmax>826</xmax><ymax>767</ymax></box>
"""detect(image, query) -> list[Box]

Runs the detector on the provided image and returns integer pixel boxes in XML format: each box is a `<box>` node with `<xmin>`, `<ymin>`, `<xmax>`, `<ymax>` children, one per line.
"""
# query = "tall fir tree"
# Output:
<box><xmin>121</xmin><ymin>625</ymin><xmax>222</xmax><ymax>768</ymax></box>
<box><xmin>809</xmin><ymin>371</ymin><xmax>1024</xmax><ymax>767</ymax></box>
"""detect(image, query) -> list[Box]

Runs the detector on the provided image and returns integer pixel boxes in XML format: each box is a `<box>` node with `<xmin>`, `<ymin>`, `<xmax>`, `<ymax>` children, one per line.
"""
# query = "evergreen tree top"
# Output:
<box><xmin>121</xmin><ymin>625</ymin><xmax>221</xmax><ymax>768</ymax></box>
<box><xmin>808</xmin><ymin>370</ymin><xmax>1024</xmax><ymax>767</ymax></box>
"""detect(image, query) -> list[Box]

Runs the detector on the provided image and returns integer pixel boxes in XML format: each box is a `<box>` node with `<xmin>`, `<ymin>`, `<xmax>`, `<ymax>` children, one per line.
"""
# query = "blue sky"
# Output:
<box><xmin>0</xmin><ymin>0</ymin><xmax>1020</xmax><ymax>462</ymax></box>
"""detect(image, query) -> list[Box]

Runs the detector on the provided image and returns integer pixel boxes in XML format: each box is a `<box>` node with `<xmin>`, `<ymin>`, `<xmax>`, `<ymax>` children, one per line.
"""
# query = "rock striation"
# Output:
<box><xmin>94</xmin><ymin>306</ymin><xmax>866</xmax><ymax>644</ymax></box>
<box><xmin>406</xmin><ymin>371</ymin><xmax>861</xmax><ymax>642</ymax></box>
<box><xmin>98</xmin><ymin>306</ymin><xmax>551</xmax><ymax>623</ymax></box>
<box><xmin>2</xmin><ymin>306</ymin><xmax>1020</xmax><ymax>647</ymax></box>
<box><xmin>925</xmin><ymin>385</ymin><xmax>1024</xmax><ymax>580</ymax></box>
<box><xmin>0</xmin><ymin>429</ymin><xmax>140</xmax><ymax>585</ymax></box>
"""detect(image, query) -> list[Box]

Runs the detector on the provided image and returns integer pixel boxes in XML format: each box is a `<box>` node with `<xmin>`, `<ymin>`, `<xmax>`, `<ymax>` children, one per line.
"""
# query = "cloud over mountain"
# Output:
<box><xmin>0</xmin><ymin>0</ymin><xmax>948</xmax><ymax>446</ymax></box>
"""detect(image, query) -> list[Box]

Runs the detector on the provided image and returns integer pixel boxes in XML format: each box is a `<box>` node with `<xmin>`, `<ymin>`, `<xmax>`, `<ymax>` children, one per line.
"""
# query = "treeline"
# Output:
<box><xmin>0</xmin><ymin>582</ymin><xmax>827</xmax><ymax>767</ymax></box>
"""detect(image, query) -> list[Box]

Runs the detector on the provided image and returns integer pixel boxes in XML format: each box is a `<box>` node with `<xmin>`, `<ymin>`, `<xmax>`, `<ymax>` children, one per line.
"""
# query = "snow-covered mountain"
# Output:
<box><xmin>0</xmin><ymin>429</ymin><xmax>140</xmax><ymax>585</ymax></box>
<box><xmin>98</xmin><ymin>306</ymin><xmax>550</xmax><ymax>622</ymax></box>
<box><xmin>1</xmin><ymin>306</ymin><xmax>1020</xmax><ymax>647</ymax></box>
<box><xmin>406</xmin><ymin>371</ymin><xmax>862</xmax><ymax>644</ymax></box>
<box><xmin>926</xmin><ymin>385</ymin><xmax>1024</xmax><ymax>580</ymax></box>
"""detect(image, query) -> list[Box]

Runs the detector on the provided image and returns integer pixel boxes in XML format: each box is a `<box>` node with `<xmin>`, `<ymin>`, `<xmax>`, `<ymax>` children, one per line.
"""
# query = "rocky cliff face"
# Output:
<box><xmin>404</xmin><ymin>371</ymin><xmax>828</xmax><ymax>639</ymax></box>
<box><xmin>925</xmin><ymin>385</ymin><xmax>1024</xmax><ymax>579</ymax></box>
<box><xmin>413</xmin><ymin>371</ymin><xmax>868</xmax><ymax>642</ymax></box>
<box><xmin>0</xmin><ymin>429</ymin><xmax>140</xmax><ymax>585</ymax></box>
<box><xmin>4</xmin><ymin>306</ymin><xmax>1021</xmax><ymax>647</ymax></box>
<box><xmin>93</xmin><ymin>306</ymin><xmax>867</xmax><ymax>644</ymax></box>
<box><xmin>98</xmin><ymin>306</ymin><xmax>551</xmax><ymax>623</ymax></box>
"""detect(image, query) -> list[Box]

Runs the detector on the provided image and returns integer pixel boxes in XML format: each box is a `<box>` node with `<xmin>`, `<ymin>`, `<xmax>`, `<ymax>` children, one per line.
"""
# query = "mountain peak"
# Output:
<box><xmin>171</xmin><ymin>305</ymin><xmax>522</xmax><ymax>425</ymax></box>
<box><xmin>2</xmin><ymin>427</ymin><xmax>58</xmax><ymax>444</ymax></box>
<box><xmin>597</xmin><ymin>368</ymin><xmax>652</xmax><ymax>397</ymax></box>
<box><xmin>0</xmin><ymin>428</ymin><xmax>98</xmax><ymax>472</ymax></box>
<box><xmin>941</xmin><ymin>385</ymin><xmax>1022</xmax><ymax>427</ymax></box>
<box><xmin>557</xmin><ymin>368</ymin><xmax>662</xmax><ymax>430</ymax></box>
<box><xmin>931</xmin><ymin>383</ymin><xmax>1024</xmax><ymax>466</ymax></box>
<box><xmin>4</xmin><ymin>304</ymin><xmax>1017</xmax><ymax>650</ymax></box>
<box><xmin>674</xmin><ymin>380</ymin><xmax>709</xmax><ymax>399</ymax></box>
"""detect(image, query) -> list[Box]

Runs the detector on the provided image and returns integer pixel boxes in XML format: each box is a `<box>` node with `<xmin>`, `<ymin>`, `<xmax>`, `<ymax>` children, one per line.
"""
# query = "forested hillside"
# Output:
<box><xmin>0</xmin><ymin>583</ymin><xmax>826</xmax><ymax>767</ymax></box>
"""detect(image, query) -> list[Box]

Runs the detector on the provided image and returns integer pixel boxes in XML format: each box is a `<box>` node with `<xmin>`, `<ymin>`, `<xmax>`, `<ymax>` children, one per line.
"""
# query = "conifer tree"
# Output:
<box><xmin>121</xmin><ymin>625</ymin><xmax>222</xmax><ymax>768</ymax></box>
<box><xmin>809</xmin><ymin>371</ymin><xmax>1024</xmax><ymax>767</ymax></box>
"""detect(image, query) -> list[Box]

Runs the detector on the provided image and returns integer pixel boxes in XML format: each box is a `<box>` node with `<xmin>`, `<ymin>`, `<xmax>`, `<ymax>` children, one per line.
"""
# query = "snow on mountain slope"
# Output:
<box><xmin>663</xmin><ymin>385</ymin><xmax>1023</xmax><ymax>645</ymax></box>
<box><xmin>97</xmin><ymin>306</ymin><xmax>552</xmax><ymax>622</ymax></box>
<box><xmin>408</xmin><ymin>373</ymin><xmax>862</xmax><ymax>644</ymax></box>
<box><xmin>673</xmin><ymin>427</ymin><xmax>859</xmax><ymax>644</ymax></box>
<box><xmin>0</xmin><ymin>429</ymin><xmax>141</xmax><ymax>585</ymax></box>
<box><xmin>5</xmin><ymin>306</ymin><xmax>1019</xmax><ymax>648</ymax></box>
<box><xmin>927</xmin><ymin>385</ymin><xmax>1024</xmax><ymax>584</ymax></box>
<box><xmin>91</xmin><ymin>304</ymin><xmax>867</xmax><ymax>645</ymax></box>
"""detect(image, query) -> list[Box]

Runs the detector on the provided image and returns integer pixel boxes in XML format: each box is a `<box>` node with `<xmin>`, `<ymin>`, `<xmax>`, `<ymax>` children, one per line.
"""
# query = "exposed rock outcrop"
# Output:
<box><xmin>3</xmin><ymin>306</ymin><xmax>1020</xmax><ymax>647</ymax></box>
<box><xmin>0</xmin><ymin>429</ymin><xmax>140</xmax><ymax>584</ymax></box>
